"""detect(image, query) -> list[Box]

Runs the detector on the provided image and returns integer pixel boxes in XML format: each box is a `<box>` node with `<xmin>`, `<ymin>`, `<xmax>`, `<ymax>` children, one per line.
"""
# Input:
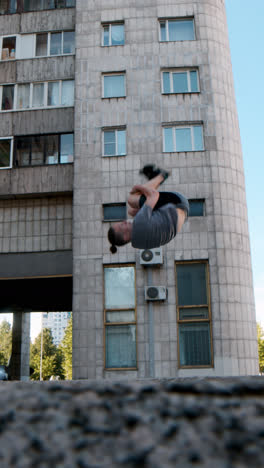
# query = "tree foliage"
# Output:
<box><xmin>0</xmin><ymin>320</ymin><xmax>12</xmax><ymax>365</ymax></box>
<box><xmin>59</xmin><ymin>316</ymin><xmax>72</xmax><ymax>380</ymax></box>
<box><xmin>30</xmin><ymin>327</ymin><xmax>64</xmax><ymax>381</ymax></box>
<box><xmin>257</xmin><ymin>323</ymin><xmax>264</xmax><ymax>375</ymax></box>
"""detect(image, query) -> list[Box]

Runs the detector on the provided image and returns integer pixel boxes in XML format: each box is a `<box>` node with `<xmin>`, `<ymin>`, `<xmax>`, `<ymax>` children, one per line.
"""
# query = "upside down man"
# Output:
<box><xmin>108</xmin><ymin>165</ymin><xmax>189</xmax><ymax>254</ymax></box>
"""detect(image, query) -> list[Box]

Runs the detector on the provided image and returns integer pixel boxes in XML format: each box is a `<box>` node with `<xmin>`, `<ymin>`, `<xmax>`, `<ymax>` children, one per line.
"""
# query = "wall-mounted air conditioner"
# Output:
<box><xmin>139</xmin><ymin>248</ymin><xmax>163</xmax><ymax>266</ymax></box>
<box><xmin>144</xmin><ymin>286</ymin><xmax>167</xmax><ymax>301</ymax></box>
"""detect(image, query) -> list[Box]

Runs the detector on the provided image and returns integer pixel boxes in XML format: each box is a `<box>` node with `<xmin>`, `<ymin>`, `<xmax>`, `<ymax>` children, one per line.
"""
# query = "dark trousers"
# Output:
<box><xmin>139</xmin><ymin>191</ymin><xmax>189</xmax><ymax>215</ymax></box>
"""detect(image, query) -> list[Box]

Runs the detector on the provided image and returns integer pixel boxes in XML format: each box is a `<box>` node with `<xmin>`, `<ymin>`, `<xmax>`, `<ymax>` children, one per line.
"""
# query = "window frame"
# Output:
<box><xmin>102</xmin><ymin>72</ymin><xmax>126</xmax><ymax>99</ymax></box>
<box><xmin>102</xmin><ymin>22</ymin><xmax>125</xmax><ymax>47</ymax></box>
<box><xmin>175</xmin><ymin>260</ymin><xmax>213</xmax><ymax>369</ymax></box>
<box><xmin>0</xmin><ymin>136</ymin><xmax>13</xmax><ymax>170</ymax></box>
<box><xmin>13</xmin><ymin>133</ymin><xmax>74</xmax><ymax>167</ymax></box>
<box><xmin>163</xmin><ymin>124</ymin><xmax>204</xmax><ymax>152</ymax></box>
<box><xmin>103</xmin><ymin>264</ymin><xmax>137</xmax><ymax>371</ymax></box>
<box><xmin>103</xmin><ymin>203</ymin><xmax>127</xmax><ymax>222</ymax></box>
<box><xmin>102</xmin><ymin>127</ymin><xmax>126</xmax><ymax>157</ymax></box>
<box><xmin>0</xmin><ymin>31</ymin><xmax>75</xmax><ymax>60</ymax></box>
<box><xmin>35</xmin><ymin>30</ymin><xmax>75</xmax><ymax>57</ymax></box>
<box><xmin>161</xmin><ymin>68</ymin><xmax>199</xmax><ymax>94</ymax></box>
<box><xmin>0</xmin><ymin>80</ymin><xmax>74</xmax><ymax>111</ymax></box>
<box><xmin>159</xmin><ymin>17</ymin><xmax>195</xmax><ymax>42</ymax></box>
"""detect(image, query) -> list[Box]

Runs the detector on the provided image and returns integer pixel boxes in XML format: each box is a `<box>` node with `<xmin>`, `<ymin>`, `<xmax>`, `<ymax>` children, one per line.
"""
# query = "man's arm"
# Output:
<box><xmin>130</xmin><ymin>184</ymin><xmax>160</xmax><ymax>210</ymax></box>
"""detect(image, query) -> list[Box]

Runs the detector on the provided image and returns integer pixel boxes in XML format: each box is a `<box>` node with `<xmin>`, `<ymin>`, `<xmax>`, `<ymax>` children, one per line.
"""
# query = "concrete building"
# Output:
<box><xmin>42</xmin><ymin>311</ymin><xmax>71</xmax><ymax>346</ymax></box>
<box><xmin>0</xmin><ymin>0</ymin><xmax>258</xmax><ymax>380</ymax></box>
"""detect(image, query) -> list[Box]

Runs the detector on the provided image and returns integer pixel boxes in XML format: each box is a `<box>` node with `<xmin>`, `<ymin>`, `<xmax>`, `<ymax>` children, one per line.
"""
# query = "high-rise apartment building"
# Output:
<box><xmin>42</xmin><ymin>311</ymin><xmax>71</xmax><ymax>346</ymax></box>
<box><xmin>0</xmin><ymin>0</ymin><xmax>258</xmax><ymax>380</ymax></box>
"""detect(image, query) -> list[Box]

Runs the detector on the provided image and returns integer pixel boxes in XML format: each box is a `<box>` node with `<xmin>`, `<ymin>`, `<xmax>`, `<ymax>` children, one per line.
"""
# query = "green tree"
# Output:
<box><xmin>30</xmin><ymin>327</ymin><xmax>64</xmax><ymax>381</ymax></box>
<box><xmin>59</xmin><ymin>316</ymin><xmax>72</xmax><ymax>380</ymax></box>
<box><xmin>257</xmin><ymin>323</ymin><xmax>264</xmax><ymax>375</ymax></box>
<box><xmin>0</xmin><ymin>320</ymin><xmax>12</xmax><ymax>365</ymax></box>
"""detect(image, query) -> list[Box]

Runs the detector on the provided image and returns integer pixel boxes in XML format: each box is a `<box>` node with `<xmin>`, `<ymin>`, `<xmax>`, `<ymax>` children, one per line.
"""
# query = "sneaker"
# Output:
<box><xmin>139</xmin><ymin>164</ymin><xmax>170</xmax><ymax>183</ymax></box>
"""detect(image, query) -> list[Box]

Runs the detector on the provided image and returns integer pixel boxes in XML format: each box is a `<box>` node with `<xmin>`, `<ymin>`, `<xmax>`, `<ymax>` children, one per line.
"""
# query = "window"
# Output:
<box><xmin>0</xmin><ymin>0</ymin><xmax>17</xmax><ymax>14</ymax></box>
<box><xmin>162</xmin><ymin>69</ymin><xmax>199</xmax><ymax>94</ymax></box>
<box><xmin>102</xmin><ymin>23</ymin><xmax>124</xmax><ymax>46</ymax></box>
<box><xmin>0</xmin><ymin>138</ymin><xmax>13</xmax><ymax>169</ymax></box>
<box><xmin>36</xmin><ymin>33</ymin><xmax>48</xmax><ymax>56</ymax></box>
<box><xmin>104</xmin><ymin>265</ymin><xmax>136</xmax><ymax>369</ymax></box>
<box><xmin>23</xmin><ymin>0</ymin><xmax>75</xmax><ymax>11</ymax></box>
<box><xmin>163</xmin><ymin>125</ymin><xmax>204</xmax><ymax>152</ymax></box>
<box><xmin>175</xmin><ymin>261</ymin><xmax>212</xmax><ymax>367</ymax></box>
<box><xmin>32</xmin><ymin>83</ymin><xmax>44</xmax><ymax>107</ymax></box>
<box><xmin>0</xmin><ymin>80</ymin><xmax>74</xmax><ymax>111</ymax></box>
<box><xmin>103</xmin><ymin>74</ymin><xmax>125</xmax><ymax>98</ymax></box>
<box><xmin>159</xmin><ymin>18</ymin><xmax>195</xmax><ymax>42</ymax></box>
<box><xmin>36</xmin><ymin>31</ymin><xmax>75</xmax><ymax>57</ymax></box>
<box><xmin>0</xmin><ymin>0</ymin><xmax>75</xmax><ymax>13</ymax></box>
<box><xmin>189</xmin><ymin>199</ymin><xmax>205</xmax><ymax>217</ymax></box>
<box><xmin>103</xmin><ymin>128</ymin><xmax>126</xmax><ymax>156</ymax></box>
<box><xmin>50</xmin><ymin>32</ymin><xmax>62</xmax><ymax>55</ymax></box>
<box><xmin>48</xmin><ymin>82</ymin><xmax>60</xmax><ymax>106</ymax></box>
<box><xmin>17</xmin><ymin>84</ymin><xmax>30</xmax><ymax>109</ymax></box>
<box><xmin>14</xmin><ymin>133</ymin><xmax>74</xmax><ymax>166</ymax></box>
<box><xmin>103</xmin><ymin>203</ymin><xmax>127</xmax><ymax>221</ymax></box>
<box><xmin>1</xmin><ymin>36</ymin><xmax>16</xmax><ymax>60</ymax></box>
<box><xmin>1</xmin><ymin>85</ymin><xmax>14</xmax><ymax>110</ymax></box>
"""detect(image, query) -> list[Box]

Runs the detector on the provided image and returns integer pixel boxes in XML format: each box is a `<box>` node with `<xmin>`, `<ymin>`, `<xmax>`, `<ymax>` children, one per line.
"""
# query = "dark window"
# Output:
<box><xmin>36</xmin><ymin>33</ymin><xmax>48</xmax><ymax>56</ymax></box>
<box><xmin>0</xmin><ymin>0</ymin><xmax>17</xmax><ymax>14</ymax></box>
<box><xmin>189</xmin><ymin>199</ymin><xmax>205</xmax><ymax>217</ymax></box>
<box><xmin>176</xmin><ymin>261</ymin><xmax>212</xmax><ymax>368</ymax></box>
<box><xmin>0</xmin><ymin>139</ymin><xmax>12</xmax><ymax>168</ymax></box>
<box><xmin>103</xmin><ymin>203</ymin><xmax>126</xmax><ymax>221</ymax></box>
<box><xmin>1</xmin><ymin>85</ymin><xmax>14</xmax><ymax>110</ymax></box>
<box><xmin>1</xmin><ymin>36</ymin><xmax>16</xmax><ymax>60</ymax></box>
<box><xmin>1</xmin><ymin>0</ymin><xmax>75</xmax><ymax>13</ymax></box>
<box><xmin>14</xmin><ymin>134</ymin><xmax>74</xmax><ymax>167</ymax></box>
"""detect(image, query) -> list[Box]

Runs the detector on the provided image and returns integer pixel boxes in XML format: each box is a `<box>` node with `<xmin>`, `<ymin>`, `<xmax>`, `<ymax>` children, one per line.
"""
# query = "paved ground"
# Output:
<box><xmin>0</xmin><ymin>377</ymin><xmax>264</xmax><ymax>467</ymax></box>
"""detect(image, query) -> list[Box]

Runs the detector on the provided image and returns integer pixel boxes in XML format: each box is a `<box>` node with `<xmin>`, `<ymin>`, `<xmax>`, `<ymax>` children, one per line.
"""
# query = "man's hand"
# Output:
<box><xmin>130</xmin><ymin>185</ymin><xmax>160</xmax><ymax>210</ymax></box>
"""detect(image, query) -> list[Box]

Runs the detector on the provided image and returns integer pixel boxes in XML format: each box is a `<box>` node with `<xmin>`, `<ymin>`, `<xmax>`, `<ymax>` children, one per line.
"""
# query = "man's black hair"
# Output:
<box><xmin>107</xmin><ymin>226</ymin><xmax>127</xmax><ymax>254</ymax></box>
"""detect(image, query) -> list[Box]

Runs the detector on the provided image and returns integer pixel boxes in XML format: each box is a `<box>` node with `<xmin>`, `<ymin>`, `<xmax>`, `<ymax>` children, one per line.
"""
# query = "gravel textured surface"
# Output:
<box><xmin>0</xmin><ymin>377</ymin><xmax>264</xmax><ymax>467</ymax></box>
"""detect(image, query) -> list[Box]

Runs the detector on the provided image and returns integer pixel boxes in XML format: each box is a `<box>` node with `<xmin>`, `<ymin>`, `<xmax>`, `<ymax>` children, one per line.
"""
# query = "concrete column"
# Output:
<box><xmin>9</xmin><ymin>310</ymin><xmax>31</xmax><ymax>381</ymax></box>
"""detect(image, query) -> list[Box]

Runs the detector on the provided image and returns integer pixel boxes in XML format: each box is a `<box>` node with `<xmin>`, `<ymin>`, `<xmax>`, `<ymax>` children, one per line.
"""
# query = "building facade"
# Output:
<box><xmin>0</xmin><ymin>0</ymin><xmax>258</xmax><ymax>380</ymax></box>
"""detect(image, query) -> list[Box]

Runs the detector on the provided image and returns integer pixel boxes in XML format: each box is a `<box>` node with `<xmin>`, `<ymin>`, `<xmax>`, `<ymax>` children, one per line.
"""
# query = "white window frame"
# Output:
<box><xmin>102</xmin><ymin>22</ymin><xmax>125</xmax><ymax>47</ymax></box>
<box><xmin>163</xmin><ymin>125</ymin><xmax>204</xmax><ymax>152</ymax></box>
<box><xmin>103</xmin><ymin>128</ymin><xmax>126</xmax><ymax>157</ymax></box>
<box><xmin>0</xmin><ymin>80</ymin><xmax>74</xmax><ymax>111</ymax></box>
<box><xmin>0</xmin><ymin>31</ymin><xmax>75</xmax><ymax>61</ymax></box>
<box><xmin>102</xmin><ymin>73</ymin><xmax>126</xmax><ymax>98</ymax></box>
<box><xmin>159</xmin><ymin>18</ymin><xmax>195</xmax><ymax>42</ymax></box>
<box><xmin>162</xmin><ymin>69</ymin><xmax>199</xmax><ymax>94</ymax></box>
<box><xmin>37</xmin><ymin>31</ymin><xmax>75</xmax><ymax>57</ymax></box>
<box><xmin>0</xmin><ymin>137</ymin><xmax>13</xmax><ymax>170</ymax></box>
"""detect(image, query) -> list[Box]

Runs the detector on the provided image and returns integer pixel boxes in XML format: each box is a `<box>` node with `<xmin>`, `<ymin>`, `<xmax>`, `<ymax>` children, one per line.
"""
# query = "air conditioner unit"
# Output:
<box><xmin>144</xmin><ymin>286</ymin><xmax>167</xmax><ymax>301</ymax></box>
<box><xmin>139</xmin><ymin>248</ymin><xmax>163</xmax><ymax>265</ymax></box>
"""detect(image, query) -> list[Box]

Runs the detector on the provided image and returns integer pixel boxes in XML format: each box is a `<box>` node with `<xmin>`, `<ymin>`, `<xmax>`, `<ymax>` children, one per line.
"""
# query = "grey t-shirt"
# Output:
<box><xmin>131</xmin><ymin>203</ymin><xmax>178</xmax><ymax>249</ymax></box>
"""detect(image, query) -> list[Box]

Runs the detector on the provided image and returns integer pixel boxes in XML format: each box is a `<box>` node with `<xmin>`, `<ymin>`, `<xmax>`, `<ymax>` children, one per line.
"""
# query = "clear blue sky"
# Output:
<box><xmin>225</xmin><ymin>0</ymin><xmax>264</xmax><ymax>324</ymax></box>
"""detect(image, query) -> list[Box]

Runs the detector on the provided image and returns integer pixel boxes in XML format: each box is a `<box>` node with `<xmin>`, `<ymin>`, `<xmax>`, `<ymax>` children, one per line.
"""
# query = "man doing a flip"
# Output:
<box><xmin>108</xmin><ymin>165</ymin><xmax>189</xmax><ymax>254</ymax></box>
